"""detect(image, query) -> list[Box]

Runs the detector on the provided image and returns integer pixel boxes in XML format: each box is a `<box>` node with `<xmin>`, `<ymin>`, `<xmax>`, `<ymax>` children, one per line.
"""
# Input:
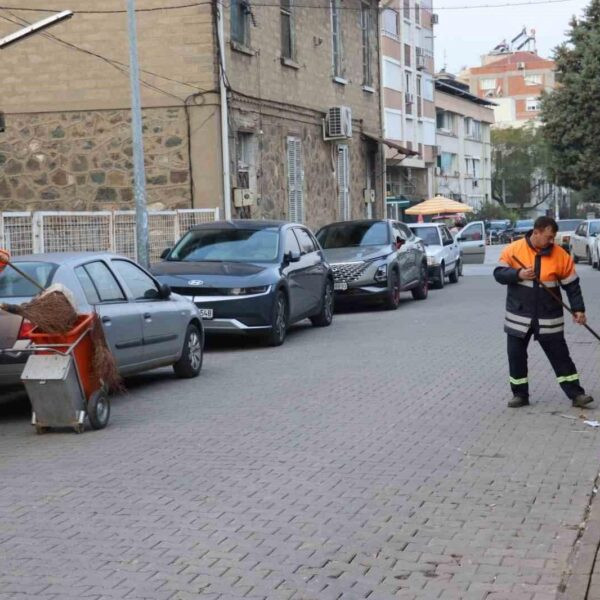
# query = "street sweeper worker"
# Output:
<box><xmin>493</xmin><ymin>215</ymin><xmax>594</xmax><ymax>408</ymax></box>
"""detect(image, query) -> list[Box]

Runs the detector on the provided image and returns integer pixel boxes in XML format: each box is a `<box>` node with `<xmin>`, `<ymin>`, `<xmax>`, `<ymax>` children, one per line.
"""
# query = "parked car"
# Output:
<box><xmin>570</xmin><ymin>219</ymin><xmax>600</xmax><ymax>265</ymax></box>
<box><xmin>555</xmin><ymin>219</ymin><xmax>583</xmax><ymax>252</ymax></box>
<box><xmin>512</xmin><ymin>219</ymin><xmax>534</xmax><ymax>240</ymax></box>
<box><xmin>486</xmin><ymin>220</ymin><xmax>513</xmax><ymax>245</ymax></box>
<box><xmin>454</xmin><ymin>220</ymin><xmax>487</xmax><ymax>264</ymax></box>
<box><xmin>315</xmin><ymin>219</ymin><xmax>428</xmax><ymax>309</ymax></box>
<box><xmin>409</xmin><ymin>223</ymin><xmax>461</xmax><ymax>289</ymax></box>
<box><xmin>152</xmin><ymin>220</ymin><xmax>333</xmax><ymax>346</ymax></box>
<box><xmin>0</xmin><ymin>252</ymin><xmax>204</xmax><ymax>392</ymax></box>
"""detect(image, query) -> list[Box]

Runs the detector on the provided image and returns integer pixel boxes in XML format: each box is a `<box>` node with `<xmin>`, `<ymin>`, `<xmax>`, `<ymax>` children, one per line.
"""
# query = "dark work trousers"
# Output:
<box><xmin>507</xmin><ymin>330</ymin><xmax>585</xmax><ymax>399</ymax></box>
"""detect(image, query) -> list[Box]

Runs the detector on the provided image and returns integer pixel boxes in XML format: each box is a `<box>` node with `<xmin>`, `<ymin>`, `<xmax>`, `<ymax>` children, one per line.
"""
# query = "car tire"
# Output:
<box><xmin>383</xmin><ymin>268</ymin><xmax>401</xmax><ymax>310</ymax></box>
<box><xmin>411</xmin><ymin>263</ymin><xmax>429</xmax><ymax>300</ymax></box>
<box><xmin>433</xmin><ymin>264</ymin><xmax>445</xmax><ymax>289</ymax></box>
<box><xmin>266</xmin><ymin>290</ymin><xmax>288</xmax><ymax>346</ymax></box>
<box><xmin>449</xmin><ymin>263</ymin><xmax>459</xmax><ymax>284</ymax></box>
<box><xmin>310</xmin><ymin>279</ymin><xmax>334</xmax><ymax>327</ymax></box>
<box><xmin>173</xmin><ymin>323</ymin><xmax>203</xmax><ymax>378</ymax></box>
<box><xmin>458</xmin><ymin>259</ymin><xmax>463</xmax><ymax>277</ymax></box>
<box><xmin>587</xmin><ymin>248</ymin><xmax>593</xmax><ymax>265</ymax></box>
<box><xmin>87</xmin><ymin>389</ymin><xmax>110</xmax><ymax>430</ymax></box>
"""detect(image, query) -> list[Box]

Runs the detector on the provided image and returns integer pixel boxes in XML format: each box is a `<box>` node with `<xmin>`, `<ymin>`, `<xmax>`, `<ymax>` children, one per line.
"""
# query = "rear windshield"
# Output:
<box><xmin>557</xmin><ymin>220</ymin><xmax>582</xmax><ymax>231</ymax></box>
<box><xmin>409</xmin><ymin>226</ymin><xmax>440</xmax><ymax>246</ymax></box>
<box><xmin>316</xmin><ymin>222</ymin><xmax>389</xmax><ymax>248</ymax></box>
<box><xmin>516</xmin><ymin>220</ymin><xmax>534</xmax><ymax>228</ymax></box>
<box><xmin>0</xmin><ymin>262</ymin><xmax>56</xmax><ymax>298</ymax></box>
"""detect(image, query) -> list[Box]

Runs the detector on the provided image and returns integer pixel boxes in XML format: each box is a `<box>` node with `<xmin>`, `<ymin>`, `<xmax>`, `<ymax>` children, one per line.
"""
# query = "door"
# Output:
<box><xmin>393</xmin><ymin>222</ymin><xmax>416</xmax><ymax>284</ymax></box>
<box><xmin>282</xmin><ymin>229</ymin><xmax>306</xmax><ymax>321</ymax></box>
<box><xmin>440</xmin><ymin>226</ymin><xmax>459</xmax><ymax>271</ymax></box>
<box><xmin>457</xmin><ymin>221</ymin><xmax>486</xmax><ymax>264</ymax></box>
<box><xmin>74</xmin><ymin>261</ymin><xmax>145</xmax><ymax>371</ymax></box>
<box><xmin>573</xmin><ymin>222</ymin><xmax>588</xmax><ymax>258</ymax></box>
<box><xmin>111</xmin><ymin>259</ymin><xmax>182</xmax><ymax>362</ymax></box>
<box><xmin>293</xmin><ymin>227</ymin><xmax>325</xmax><ymax>313</ymax></box>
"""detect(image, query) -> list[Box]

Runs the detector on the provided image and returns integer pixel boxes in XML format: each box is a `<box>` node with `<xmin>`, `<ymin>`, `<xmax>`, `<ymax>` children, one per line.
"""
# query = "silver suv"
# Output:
<box><xmin>315</xmin><ymin>219</ymin><xmax>429</xmax><ymax>310</ymax></box>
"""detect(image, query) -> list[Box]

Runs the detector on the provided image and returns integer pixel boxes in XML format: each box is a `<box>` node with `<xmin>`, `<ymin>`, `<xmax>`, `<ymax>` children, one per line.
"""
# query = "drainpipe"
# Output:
<box><xmin>217</xmin><ymin>0</ymin><xmax>232</xmax><ymax>220</ymax></box>
<box><xmin>376</xmin><ymin>4</ymin><xmax>387</xmax><ymax>218</ymax></box>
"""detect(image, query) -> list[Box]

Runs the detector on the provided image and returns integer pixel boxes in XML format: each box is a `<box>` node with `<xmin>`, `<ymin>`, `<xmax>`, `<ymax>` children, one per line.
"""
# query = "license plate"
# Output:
<box><xmin>198</xmin><ymin>308</ymin><xmax>213</xmax><ymax>319</ymax></box>
<box><xmin>334</xmin><ymin>282</ymin><xmax>348</xmax><ymax>291</ymax></box>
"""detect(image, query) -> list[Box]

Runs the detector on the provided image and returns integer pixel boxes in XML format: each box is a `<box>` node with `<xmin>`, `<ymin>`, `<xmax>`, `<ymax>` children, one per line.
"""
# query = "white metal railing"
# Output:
<box><xmin>0</xmin><ymin>208</ymin><xmax>220</xmax><ymax>263</ymax></box>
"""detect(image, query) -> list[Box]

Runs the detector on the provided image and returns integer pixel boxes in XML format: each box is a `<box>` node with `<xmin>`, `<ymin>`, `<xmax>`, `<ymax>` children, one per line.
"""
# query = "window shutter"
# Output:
<box><xmin>337</xmin><ymin>145</ymin><xmax>350</xmax><ymax>220</ymax></box>
<box><xmin>287</xmin><ymin>137</ymin><xmax>304</xmax><ymax>223</ymax></box>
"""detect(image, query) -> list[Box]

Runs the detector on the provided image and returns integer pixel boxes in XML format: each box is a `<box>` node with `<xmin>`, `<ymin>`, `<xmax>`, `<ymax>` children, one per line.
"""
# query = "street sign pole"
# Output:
<box><xmin>126</xmin><ymin>0</ymin><xmax>149</xmax><ymax>267</ymax></box>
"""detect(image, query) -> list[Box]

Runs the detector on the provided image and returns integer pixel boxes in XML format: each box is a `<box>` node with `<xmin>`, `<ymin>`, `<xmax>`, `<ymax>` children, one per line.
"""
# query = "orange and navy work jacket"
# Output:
<box><xmin>493</xmin><ymin>232</ymin><xmax>584</xmax><ymax>339</ymax></box>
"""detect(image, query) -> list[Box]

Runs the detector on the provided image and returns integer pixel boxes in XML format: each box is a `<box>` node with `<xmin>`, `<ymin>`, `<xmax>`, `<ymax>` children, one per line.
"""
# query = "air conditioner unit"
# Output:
<box><xmin>431</xmin><ymin>13</ymin><xmax>439</xmax><ymax>24</ymax></box>
<box><xmin>324</xmin><ymin>106</ymin><xmax>352</xmax><ymax>139</ymax></box>
<box><xmin>517</xmin><ymin>62</ymin><xmax>526</xmax><ymax>70</ymax></box>
<box><xmin>233</xmin><ymin>188</ymin><xmax>256</xmax><ymax>207</ymax></box>
<box><xmin>363</xmin><ymin>188</ymin><xmax>375</xmax><ymax>203</ymax></box>
<box><xmin>405</xmin><ymin>93</ymin><xmax>414</xmax><ymax>105</ymax></box>
<box><xmin>416</xmin><ymin>55</ymin><xmax>426</xmax><ymax>71</ymax></box>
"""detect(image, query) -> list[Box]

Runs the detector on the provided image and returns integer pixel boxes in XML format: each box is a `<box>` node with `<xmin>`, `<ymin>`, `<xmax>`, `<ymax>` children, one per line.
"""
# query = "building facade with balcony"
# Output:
<box><xmin>434</xmin><ymin>75</ymin><xmax>495</xmax><ymax>209</ymax></box>
<box><xmin>380</xmin><ymin>0</ymin><xmax>437</xmax><ymax>219</ymax></box>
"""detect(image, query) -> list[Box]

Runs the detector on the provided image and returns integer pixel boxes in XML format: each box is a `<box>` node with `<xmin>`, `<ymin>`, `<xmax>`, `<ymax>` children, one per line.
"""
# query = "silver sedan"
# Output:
<box><xmin>0</xmin><ymin>252</ymin><xmax>204</xmax><ymax>393</ymax></box>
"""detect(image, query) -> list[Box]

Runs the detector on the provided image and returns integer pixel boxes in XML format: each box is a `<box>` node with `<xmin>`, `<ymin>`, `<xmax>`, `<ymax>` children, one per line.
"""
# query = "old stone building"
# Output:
<box><xmin>0</xmin><ymin>0</ymin><xmax>383</xmax><ymax>230</ymax></box>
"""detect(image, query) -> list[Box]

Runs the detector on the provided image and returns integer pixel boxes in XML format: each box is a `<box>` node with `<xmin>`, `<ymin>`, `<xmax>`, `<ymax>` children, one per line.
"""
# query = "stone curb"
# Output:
<box><xmin>557</xmin><ymin>482</ymin><xmax>600</xmax><ymax>600</ymax></box>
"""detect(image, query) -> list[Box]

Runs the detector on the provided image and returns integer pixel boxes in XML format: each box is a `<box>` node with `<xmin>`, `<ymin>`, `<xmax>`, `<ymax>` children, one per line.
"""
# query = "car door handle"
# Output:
<box><xmin>101</xmin><ymin>316</ymin><xmax>111</xmax><ymax>324</ymax></box>
<box><xmin>143</xmin><ymin>313</ymin><xmax>152</xmax><ymax>320</ymax></box>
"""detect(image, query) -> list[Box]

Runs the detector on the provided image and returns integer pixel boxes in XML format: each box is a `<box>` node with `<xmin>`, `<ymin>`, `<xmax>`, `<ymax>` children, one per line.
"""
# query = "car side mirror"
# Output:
<box><xmin>160</xmin><ymin>248</ymin><xmax>171</xmax><ymax>260</ymax></box>
<box><xmin>158</xmin><ymin>283</ymin><xmax>171</xmax><ymax>299</ymax></box>
<box><xmin>284</xmin><ymin>250</ymin><xmax>301</xmax><ymax>264</ymax></box>
<box><xmin>395</xmin><ymin>237</ymin><xmax>406</xmax><ymax>250</ymax></box>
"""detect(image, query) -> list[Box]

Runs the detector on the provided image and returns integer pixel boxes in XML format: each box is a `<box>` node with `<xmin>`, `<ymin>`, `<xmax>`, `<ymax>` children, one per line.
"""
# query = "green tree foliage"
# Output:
<box><xmin>470</xmin><ymin>201</ymin><xmax>520</xmax><ymax>223</ymax></box>
<box><xmin>541</xmin><ymin>0</ymin><xmax>600</xmax><ymax>189</ymax></box>
<box><xmin>491</xmin><ymin>126</ymin><xmax>551</xmax><ymax>208</ymax></box>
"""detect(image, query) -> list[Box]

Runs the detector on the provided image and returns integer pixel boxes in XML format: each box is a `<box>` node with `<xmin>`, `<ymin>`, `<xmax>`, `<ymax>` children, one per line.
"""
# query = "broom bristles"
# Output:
<box><xmin>91</xmin><ymin>313</ymin><xmax>123</xmax><ymax>393</ymax></box>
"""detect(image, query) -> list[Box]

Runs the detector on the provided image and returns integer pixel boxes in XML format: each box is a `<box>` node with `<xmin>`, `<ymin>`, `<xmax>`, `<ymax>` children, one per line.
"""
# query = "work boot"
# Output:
<box><xmin>508</xmin><ymin>396</ymin><xmax>529</xmax><ymax>408</ymax></box>
<box><xmin>572</xmin><ymin>394</ymin><xmax>594</xmax><ymax>408</ymax></box>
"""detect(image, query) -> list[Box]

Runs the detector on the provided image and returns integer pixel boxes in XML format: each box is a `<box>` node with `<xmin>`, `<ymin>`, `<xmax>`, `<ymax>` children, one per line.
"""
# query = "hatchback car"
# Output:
<box><xmin>555</xmin><ymin>219</ymin><xmax>583</xmax><ymax>252</ymax></box>
<box><xmin>512</xmin><ymin>219</ymin><xmax>534</xmax><ymax>240</ymax></box>
<box><xmin>152</xmin><ymin>220</ymin><xmax>333</xmax><ymax>346</ymax></box>
<box><xmin>409</xmin><ymin>223</ymin><xmax>461</xmax><ymax>288</ymax></box>
<box><xmin>571</xmin><ymin>219</ymin><xmax>600</xmax><ymax>265</ymax></box>
<box><xmin>0</xmin><ymin>253</ymin><xmax>204</xmax><ymax>392</ymax></box>
<box><xmin>315</xmin><ymin>219</ymin><xmax>428</xmax><ymax>309</ymax></box>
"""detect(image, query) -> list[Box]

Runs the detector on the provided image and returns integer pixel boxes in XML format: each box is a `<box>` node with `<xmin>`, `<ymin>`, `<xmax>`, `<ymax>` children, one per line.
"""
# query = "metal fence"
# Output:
<box><xmin>0</xmin><ymin>208</ymin><xmax>220</xmax><ymax>263</ymax></box>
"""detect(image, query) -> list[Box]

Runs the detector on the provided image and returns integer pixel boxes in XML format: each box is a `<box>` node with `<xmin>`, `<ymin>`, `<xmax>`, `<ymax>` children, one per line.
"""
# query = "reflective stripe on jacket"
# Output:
<box><xmin>493</xmin><ymin>232</ymin><xmax>584</xmax><ymax>339</ymax></box>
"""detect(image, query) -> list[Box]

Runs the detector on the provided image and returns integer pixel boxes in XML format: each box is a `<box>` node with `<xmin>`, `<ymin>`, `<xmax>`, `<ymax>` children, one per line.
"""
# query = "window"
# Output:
<box><xmin>403</xmin><ymin>0</ymin><xmax>410</xmax><ymax>20</ymax></box>
<box><xmin>392</xmin><ymin>223</ymin><xmax>407</xmax><ymax>243</ymax></box>
<box><xmin>383</xmin><ymin>58</ymin><xmax>402</xmax><ymax>91</ymax></box>
<box><xmin>460</xmin><ymin>222</ymin><xmax>483</xmax><ymax>241</ymax></box>
<box><xmin>331</xmin><ymin>0</ymin><xmax>343</xmax><ymax>78</ymax></box>
<box><xmin>112</xmin><ymin>260</ymin><xmax>160</xmax><ymax>301</ymax></box>
<box><xmin>397</xmin><ymin>222</ymin><xmax>413</xmax><ymax>240</ymax></box>
<box><xmin>294</xmin><ymin>228</ymin><xmax>317</xmax><ymax>254</ymax></box>
<box><xmin>404</xmin><ymin>44</ymin><xmax>411</xmax><ymax>67</ymax></box>
<box><xmin>414</xmin><ymin>2</ymin><xmax>420</xmax><ymax>23</ymax></box>
<box><xmin>480</xmin><ymin>78</ymin><xmax>496</xmax><ymax>90</ymax></box>
<box><xmin>436</xmin><ymin>110</ymin><xmax>454</xmax><ymax>133</ymax></box>
<box><xmin>231</xmin><ymin>0</ymin><xmax>250</xmax><ymax>46</ymax></box>
<box><xmin>0</xmin><ymin>262</ymin><xmax>56</xmax><ymax>298</ymax></box>
<box><xmin>82</xmin><ymin>261</ymin><xmax>125</xmax><ymax>302</ymax></box>
<box><xmin>236</xmin><ymin>131</ymin><xmax>253</xmax><ymax>188</ymax></box>
<box><xmin>416</xmin><ymin>75</ymin><xmax>422</xmax><ymax>98</ymax></box>
<box><xmin>465</xmin><ymin>158</ymin><xmax>480</xmax><ymax>178</ymax></box>
<box><xmin>384</xmin><ymin>109</ymin><xmax>403</xmax><ymax>139</ymax></box>
<box><xmin>423</xmin><ymin>75</ymin><xmax>434</xmax><ymax>101</ymax></box>
<box><xmin>526</xmin><ymin>97</ymin><xmax>541</xmax><ymax>112</ymax></box>
<box><xmin>286</xmin><ymin>136</ymin><xmax>304</xmax><ymax>223</ymax></box>
<box><xmin>524</xmin><ymin>73</ymin><xmax>543</xmax><ymax>86</ymax></box>
<box><xmin>405</xmin><ymin>70</ymin><xmax>412</xmax><ymax>93</ymax></box>
<box><xmin>317</xmin><ymin>221</ymin><xmax>389</xmax><ymax>248</ymax></box>
<box><xmin>337</xmin><ymin>144</ymin><xmax>350</xmax><ymax>220</ymax></box>
<box><xmin>284</xmin><ymin>229</ymin><xmax>301</xmax><ymax>255</ymax></box>
<box><xmin>464</xmin><ymin>118</ymin><xmax>482</xmax><ymax>140</ymax></box>
<box><xmin>441</xmin><ymin>227</ymin><xmax>453</xmax><ymax>245</ymax></box>
<box><xmin>280</xmin><ymin>0</ymin><xmax>295</xmax><ymax>60</ymax></box>
<box><xmin>75</xmin><ymin>266</ymin><xmax>100</xmax><ymax>304</ymax></box>
<box><xmin>437</xmin><ymin>152</ymin><xmax>456</xmax><ymax>175</ymax></box>
<box><xmin>382</xmin><ymin>8</ymin><xmax>399</xmax><ymax>37</ymax></box>
<box><xmin>423</xmin><ymin>120</ymin><xmax>435</xmax><ymax>145</ymax></box>
<box><xmin>361</xmin><ymin>3</ymin><xmax>372</xmax><ymax>86</ymax></box>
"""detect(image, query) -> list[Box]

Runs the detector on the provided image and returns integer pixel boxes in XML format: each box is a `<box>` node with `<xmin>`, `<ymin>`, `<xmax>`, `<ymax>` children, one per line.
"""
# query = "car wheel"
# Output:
<box><xmin>87</xmin><ymin>389</ymin><xmax>110</xmax><ymax>430</ymax></box>
<box><xmin>587</xmin><ymin>247</ymin><xmax>593</xmax><ymax>265</ymax></box>
<box><xmin>449</xmin><ymin>263</ymin><xmax>459</xmax><ymax>283</ymax></box>
<box><xmin>383</xmin><ymin>268</ymin><xmax>401</xmax><ymax>310</ymax></box>
<box><xmin>411</xmin><ymin>263</ymin><xmax>429</xmax><ymax>300</ymax></box>
<box><xmin>173</xmin><ymin>323</ymin><xmax>203</xmax><ymax>378</ymax></box>
<box><xmin>266</xmin><ymin>290</ymin><xmax>288</xmax><ymax>346</ymax></box>
<box><xmin>433</xmin><ymin>264</ymin><xmax>445</xmax><ymax>289</ymax></box>
<box><xmin>310</xmin><ymin>279</ymin><xmax>334</xmax><ymax>327</ymax></box>
<box><xmin>458</xmin><ymin>259</ymin><xmax>463</xmax><ymax>277</ymax></box>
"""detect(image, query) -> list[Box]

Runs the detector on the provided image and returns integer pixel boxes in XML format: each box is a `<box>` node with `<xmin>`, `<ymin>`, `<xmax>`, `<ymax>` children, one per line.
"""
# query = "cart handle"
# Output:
<box><xmin>0</xmin><ymin>327</ymin><xmax>92</xmax><ymax>357</ymax></box>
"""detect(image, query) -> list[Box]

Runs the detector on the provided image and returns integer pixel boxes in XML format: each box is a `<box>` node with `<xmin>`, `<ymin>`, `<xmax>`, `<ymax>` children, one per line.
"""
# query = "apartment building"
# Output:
<box><xmin>0</xmin><ymin>0</ymin><xmax>383</xmax><ymax>231</ymax></box>
<box><xmin>434</xmin><ymin>75</ymin><xmax>494</xmax><ymax>209</ymax></box>
<box><xmin>380</xmin><ymin>0</ymin><xmax>437</xmax><ymax>219</ymax></box>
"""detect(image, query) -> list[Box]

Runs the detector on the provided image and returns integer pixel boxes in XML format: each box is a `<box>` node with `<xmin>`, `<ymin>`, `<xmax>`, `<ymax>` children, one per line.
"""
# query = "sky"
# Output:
<box><xmin>433</xmin><ymin>0</ymin><xmax>590</xmax><ymax>74</ymax></box>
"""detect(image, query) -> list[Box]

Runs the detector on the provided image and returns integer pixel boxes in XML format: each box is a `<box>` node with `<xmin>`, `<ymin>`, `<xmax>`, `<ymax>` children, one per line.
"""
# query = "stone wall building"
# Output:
<box><xmin>0</xmin><ymin>0</ymin><xmax>384</xmax><ymax>231</ymax></box>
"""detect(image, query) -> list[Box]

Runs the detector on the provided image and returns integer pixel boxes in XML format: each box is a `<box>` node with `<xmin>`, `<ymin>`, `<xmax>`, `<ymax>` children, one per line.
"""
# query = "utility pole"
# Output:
<box><xmin>126</xmin><ymin>0</ymin><xmax>149</xmax><ymax>267</ymax></box>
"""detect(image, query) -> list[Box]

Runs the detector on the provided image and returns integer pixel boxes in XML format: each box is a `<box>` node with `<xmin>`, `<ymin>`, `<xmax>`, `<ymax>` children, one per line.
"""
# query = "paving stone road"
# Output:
<box><xmin>1</xmin><ymin>247</ymin><xmax>600</xmax><ymax>600</ymax></box>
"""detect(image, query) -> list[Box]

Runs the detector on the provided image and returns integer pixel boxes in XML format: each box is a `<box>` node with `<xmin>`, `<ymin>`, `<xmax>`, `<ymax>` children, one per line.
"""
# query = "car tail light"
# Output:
<box><xmin>17</xmin><ymin>319</ymin><xmax>35</xmax><ymax>340</ymax></box>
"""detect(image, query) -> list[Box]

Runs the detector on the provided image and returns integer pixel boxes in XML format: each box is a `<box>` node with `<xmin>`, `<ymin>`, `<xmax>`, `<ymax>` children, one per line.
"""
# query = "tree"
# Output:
<box><xmin>541</xmin><ymin>0</ymin><xmax>600</xmax><ymax>190</ymax></box>
<box><xmin>491</xmin><ymin>125</ymin><xmax>552</xmax><ymax>210</ymax></box>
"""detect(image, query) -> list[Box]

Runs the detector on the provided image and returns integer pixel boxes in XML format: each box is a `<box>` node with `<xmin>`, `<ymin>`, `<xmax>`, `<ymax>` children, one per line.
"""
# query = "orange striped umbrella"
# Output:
<box><xmin>405</xmin><ymin>195</ymin><xmax>474</xmax><ymax>216</ymax></box>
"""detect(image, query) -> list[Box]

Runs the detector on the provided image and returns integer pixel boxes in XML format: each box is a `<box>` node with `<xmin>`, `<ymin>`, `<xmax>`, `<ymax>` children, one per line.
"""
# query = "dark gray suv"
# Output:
<box><xmin>316</xmin><ymin>219</ymin><xmax>429</xmax><ymax>309</ymax></box>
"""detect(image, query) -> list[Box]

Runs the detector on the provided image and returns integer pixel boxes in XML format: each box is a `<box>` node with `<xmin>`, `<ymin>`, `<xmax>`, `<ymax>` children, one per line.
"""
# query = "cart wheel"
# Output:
<box><xmin>87</xmin><ymin>390</ymin><xmax>110</xmax><ymax>430</ymax></box>
<box><xmin>35</xmin><ymin>425</ymin><xmax>49</xmax><ymax>435</ymax></box>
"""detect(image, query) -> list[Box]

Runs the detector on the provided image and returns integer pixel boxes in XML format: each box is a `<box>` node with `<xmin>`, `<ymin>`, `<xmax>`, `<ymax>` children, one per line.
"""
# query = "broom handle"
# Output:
<box><xmin>4</xmin><ymin>261</ymin><xmax>45</xmax><ymax>292</ymax></box>
<box><xmin>511</xmin><ymin>254</ymin><xmax>600</xmax><ymax>343</ymax></box>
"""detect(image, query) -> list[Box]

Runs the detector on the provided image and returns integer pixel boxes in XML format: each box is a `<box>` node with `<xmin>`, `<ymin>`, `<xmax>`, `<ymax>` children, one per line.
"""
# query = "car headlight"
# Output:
<box><xmin>227</xmin><ymin>285</ymin><xmax>270</xmax><ymax>296</ymax></box>
<box><xmin>374</xmin><ymin>263</ymin><xmax>388</xmax><ymax>282</ymax></box>
<box><xmin>427</xmin><ymin>255</ymin><xmax>438</xmax><ymax>266</ymax></box>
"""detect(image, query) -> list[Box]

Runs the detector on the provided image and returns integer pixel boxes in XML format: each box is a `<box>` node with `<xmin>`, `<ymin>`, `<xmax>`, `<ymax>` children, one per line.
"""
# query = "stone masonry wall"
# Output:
<box><xmin>0</xmin><ymin>108</ymin><xmax>191</xmax><ymax>212</ymax></box>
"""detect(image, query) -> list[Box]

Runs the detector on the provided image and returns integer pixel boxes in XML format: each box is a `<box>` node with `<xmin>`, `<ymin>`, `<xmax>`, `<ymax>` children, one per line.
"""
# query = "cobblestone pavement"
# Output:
<box><xmin>1</xmin><ymin>248</ymin><xmax>600</xmax><ymax>600</ymax></box>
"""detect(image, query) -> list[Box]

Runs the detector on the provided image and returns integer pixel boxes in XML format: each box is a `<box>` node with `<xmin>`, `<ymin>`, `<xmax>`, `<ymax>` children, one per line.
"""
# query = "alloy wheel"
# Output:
<box><xmin>188</xmin><ymin>331</ymin><xmax>202</xmax><ymax>371</ymax></box>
